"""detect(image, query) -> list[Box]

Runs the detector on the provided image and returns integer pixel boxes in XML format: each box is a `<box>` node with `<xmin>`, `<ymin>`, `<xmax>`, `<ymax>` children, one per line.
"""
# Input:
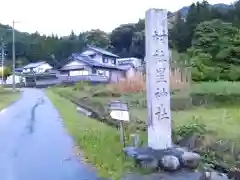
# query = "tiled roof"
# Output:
<box><xmin>15</xmin><ymin>68</ymin><xmax>23</xmax><ymax>72</ymax></box>
<box><xmin>23</xmin><ymin>61</ymin><xmax>46</xmax><ymax>69</ymax></box>
<box><xmin>87</xmin><ymin>45</ymin><xmax>119</xmax><ymax>58</ymax></box>
<box><xmin>117</xmin><ymin>58</ymin><xmax>142</xmax><ymax>68</ymax></box>
<box><xmin>60</xmin><ymin>65</ymin><xmax>85</xmax><ymax>71</ymax></box>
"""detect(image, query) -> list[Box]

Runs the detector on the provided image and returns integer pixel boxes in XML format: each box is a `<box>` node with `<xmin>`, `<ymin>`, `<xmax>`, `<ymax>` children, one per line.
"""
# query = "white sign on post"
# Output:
<box><xmin>109</xmin><ymin>101</ymin><xmax>129</xmax><ymax>146</ymax></box>
<box><xmin>110</xmin><ymin>110</ymin><xmax>129</xmax><ymax>121</ymax></box>
<box><xmin>108</xmin><ymin>101</ymin><xmax>129</xmax><ymax>121</ymax></box>
<box><xmin>145</xmin><ymin>9</ymin><xmax>172</xmax><ymax>150</ymax></box>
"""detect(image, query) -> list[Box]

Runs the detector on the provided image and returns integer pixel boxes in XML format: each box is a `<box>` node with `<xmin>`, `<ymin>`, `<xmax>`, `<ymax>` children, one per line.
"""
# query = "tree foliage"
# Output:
<box><xmin>1</xmin><ymin>0</ymin><xmax>240</xmax><ymax>81</ymax></box>
<box><xmin>0</xmin><ymin>67</ymin><xmax>11</xmax><ymax>77</ymax></box>
<box><xmin>170</xmin><ymin>0</ymin><xmax>240</xmax><ymax>81</ymax></box>
<box><xmin>189</xmin><ymin>19</ymin><xmax>240</xmax><ymax>81</ymax></box>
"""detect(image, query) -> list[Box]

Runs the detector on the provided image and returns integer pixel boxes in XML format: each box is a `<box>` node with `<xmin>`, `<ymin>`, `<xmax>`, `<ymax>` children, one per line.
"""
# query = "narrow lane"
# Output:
<box><xmin>0</xmin><ymin>88</ymin><xmax>98</xmax><ymax>180</ymax></box>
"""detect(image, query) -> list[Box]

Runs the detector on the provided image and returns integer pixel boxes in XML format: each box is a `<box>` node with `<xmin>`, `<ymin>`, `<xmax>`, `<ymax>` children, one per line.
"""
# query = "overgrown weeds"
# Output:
<box><xmin>50</xmin><ymin>81</ymin><xmax>240</xmax><ymax>171</ymax></box>
<box><xmin>46</xmin><ymin>89</ymin><xmax>138</xmax><ymax>179</ymax></box>
<box><xmin>113</xmin><ymin>71</ymin><xmax>189</xmax><ymax>94</ymax></box>
<box><xmin>0</xmin><ymin>87</ymin><xmax>20</xmax><ymax>110</ymax></box>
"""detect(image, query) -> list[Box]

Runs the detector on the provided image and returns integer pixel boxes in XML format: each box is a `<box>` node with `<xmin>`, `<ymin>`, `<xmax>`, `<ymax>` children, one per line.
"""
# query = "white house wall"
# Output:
<box><xmin>23</xmin><ymin>63</ymin><xmax>53</xmax><ymax>73</ymax></box>
<box><xmin>117</xmin><ymin>58</ymin><xmax>142</xmax><ymax>68</ymax></box>
<box><xmin>69</xmin><ymin>70</ymin><xmax>89</xmax><ymax>76</ymax></box>
<box><xmin>125</xmin><ymin>67</ymin><xmax>136</xmax><ymax>79</ymax></box>
<box><xmin>22</xmin><ymin>69</ymin><xmax>31</xmax><ymax>73</ymax></box>
<box><xmin>63</xmin><ymin>60</ymin><xmax>90</xmax><ymax>77</ymax></box>
<box><xmin>109</xmin><ymin>70</ymin><xmax>125</xmax><ymax>82</ymax></box>
<box><xmin>33</xmin><ymin>63</ymin><xmax>52</xmax><ymax>73</ymax></box>
<box><xmin>6</xmin><ymin>75</ymin><xmax>25</xmax><ymax>84</ymax></box>
<box><xmin>65</xmin><ymin>60</ymin><xmax>86</xmax><ymax>67</ymax></box>
<box><xmin>94</xmin><ymin>54</ymin><xmax>104</xmax><ymax>64</ymax></box>
<box><xmin>96</xmin><ymin>69</ymin><xmax>110</xmax><ymax>77</ymax></box>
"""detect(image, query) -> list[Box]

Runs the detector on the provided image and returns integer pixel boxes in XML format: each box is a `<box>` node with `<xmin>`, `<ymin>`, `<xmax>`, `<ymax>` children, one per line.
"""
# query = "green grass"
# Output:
<box><xmin>0</xmin><ymin>87</ymin><xmax>20</xmax><ymax>110</ymax></box>
<box><xmin>133</xmin><ymin>107</ymin><xmax>240</xmax><ymax>139</ymax></box>
<box><xmin>51</xmin><ymin>82</ymin><xmax>240</xmax><ymax>137</ymax></box>
<box><xmin>46</xmin><ymin>89</ymin><xmax>135</xmax><ymax>180</ymax></box>
<box><xmin>55</xmin><ymin>81</ymin><xmax>240</xmax><ymax>103</ymax></box>
<box><xmin>191</xmin><ymin>81</ymin><xmax>240</xmax><ymax>95</ymax></box>
<box><xmin>173</xmin><ymin>107</ymin><xmax>240</xmax><ymax>140</ymax></box>
<box><xmin>49</xmin><ymin>81</ymin><xmax>240</xmax><ymax>169</ymax></box>
<box><xmin>129</xmin><ymin>105</ymin><xmax>240</xmax><ymax>141</ymax></box>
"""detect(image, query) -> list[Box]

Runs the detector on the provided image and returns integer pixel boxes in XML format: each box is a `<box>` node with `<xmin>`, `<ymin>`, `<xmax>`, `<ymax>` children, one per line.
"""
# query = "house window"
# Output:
<box><xmin>111</xmin><ymin>59</ymin><xmax>115</xmax><ymax>65</ymax></box>
<box><xmin>102</xmin><ymin>57</ymin><xmax>108</xmax><ymax>63</ymax></box>
<box><xmin>89</xmin><ymin>54</ymin><xmax>96</xmax><ymax>59</ymax></box>
<box><xmin>92</xmin><ymin>68</ymin><xmax>97</xmax><ymax>74</ymax></box>
<box><xmin>60</xmin><ymin>71</ymin><xmax>68</xmax><ymax>75</ymax></box>
<box><xmin>98</xmin><ymin>70</ymin><xmax>104</xmax><ymax>75</ymax></box>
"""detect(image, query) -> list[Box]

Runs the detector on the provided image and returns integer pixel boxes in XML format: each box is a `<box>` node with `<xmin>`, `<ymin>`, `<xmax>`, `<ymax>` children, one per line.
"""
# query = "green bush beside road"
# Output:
<box><xmin>0</xmin><ymin>87</ymin><xmax>20</xmax><ymax>110</ymax></box>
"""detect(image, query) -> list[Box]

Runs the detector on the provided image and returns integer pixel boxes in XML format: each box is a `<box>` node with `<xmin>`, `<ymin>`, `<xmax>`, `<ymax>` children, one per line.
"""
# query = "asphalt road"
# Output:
<box><xmin>0</xmin><ymin>88</ymin><xmax>98</xmax><ymax>180</ymax></box>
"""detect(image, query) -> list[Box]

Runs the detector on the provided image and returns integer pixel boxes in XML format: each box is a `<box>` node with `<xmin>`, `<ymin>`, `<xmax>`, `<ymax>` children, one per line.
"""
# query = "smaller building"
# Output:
<box><xmin>117</xmin><ymin>57</ymin><xmax>143</xmax><ymax>78</ymax></box>
<box><xmin>117</xmin><ymin>57</ymin><xmax>142</xmax><ymax>68</ymax></box>
<box><xmin>22</xmin><ymin>61</ymin><xmax>53</xmax><ymax>74</ymax></box>
<box><xmin>6</xmin><ymin>74</ymin><xmax>26</xmax><ymax>85</ymax></box>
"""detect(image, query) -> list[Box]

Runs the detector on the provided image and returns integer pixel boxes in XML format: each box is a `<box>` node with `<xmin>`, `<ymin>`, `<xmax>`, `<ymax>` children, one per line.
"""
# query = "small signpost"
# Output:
<box><xmin>145</xmin><ymin>9</ymin><xmax>172</xmax><ymax>150</ymax></box>
<box><xmin>109</xmin><ymin>101</ymin><xmax>129</xmax><ymax>146</ymax></box>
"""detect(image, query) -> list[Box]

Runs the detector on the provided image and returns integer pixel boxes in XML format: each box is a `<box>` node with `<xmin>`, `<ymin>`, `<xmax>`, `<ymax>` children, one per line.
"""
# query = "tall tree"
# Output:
<box><xmin>189</xmin><ymin>19</ymin><xmax>240</xmax><ymax>81</ymax></box>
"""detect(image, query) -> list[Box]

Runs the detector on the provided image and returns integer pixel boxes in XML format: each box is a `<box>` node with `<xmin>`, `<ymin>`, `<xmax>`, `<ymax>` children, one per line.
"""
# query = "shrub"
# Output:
<box><xmin>73</xmin><ymin>81</ymin><xmax>89</xmax><ymax>91</ymax></box>
<box><xmin>91</xmin><ymin>84</ymin><xmax>121</xmax><ymax>97</ymax></box>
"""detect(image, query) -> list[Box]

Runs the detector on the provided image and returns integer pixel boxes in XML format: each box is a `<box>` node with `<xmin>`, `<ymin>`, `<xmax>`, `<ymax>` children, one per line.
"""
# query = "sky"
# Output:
<box><xmin>0</xmin><ymin>0</ymin><xmax>235</xmax><ymax>36</ymax></box>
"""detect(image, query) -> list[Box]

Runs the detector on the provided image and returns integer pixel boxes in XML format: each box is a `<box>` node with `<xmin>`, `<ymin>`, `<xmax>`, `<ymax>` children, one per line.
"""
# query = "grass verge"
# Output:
<box><xmin>0</xmin><ymin>88</ymin><xmax>20</xmax><ymax>110</ymax></box>
<box><xmin>46</xmin><ymin>89</ymin><xmax>134</xmax><ymax>180</ymax></box>
<box><xmin>50</xmin><ymin>82</ymin><xmax>240</xmax><ymax>169</ymax></box>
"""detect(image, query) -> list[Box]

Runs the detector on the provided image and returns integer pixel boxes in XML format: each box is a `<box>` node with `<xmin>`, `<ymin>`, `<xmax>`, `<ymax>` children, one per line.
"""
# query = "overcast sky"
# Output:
<box><xmin>0</xmin><ymin>0</ymin><xmax>235</xmax><ymax>36</ymax></box>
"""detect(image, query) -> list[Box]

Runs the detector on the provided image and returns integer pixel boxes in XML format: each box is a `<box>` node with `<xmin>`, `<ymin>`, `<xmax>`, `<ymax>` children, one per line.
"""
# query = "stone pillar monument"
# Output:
<box><xmin>145</xmin><ymin>9</ymin><xmax>172</xmax><ymax>150</ymax></box>
<box><xmin>123</xmin><ymin>8</ymin><xmax>209</xmax><ymax>177</ymax></box>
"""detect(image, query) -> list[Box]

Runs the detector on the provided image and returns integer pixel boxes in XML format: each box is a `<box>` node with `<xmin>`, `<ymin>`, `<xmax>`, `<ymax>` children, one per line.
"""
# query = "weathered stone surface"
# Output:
<box><xmin>123</xmin><ymin>170</ymin><xmax>202</xmax><ymax>180</ymax></box>
<box><xmin>138</xmin><ymin>161</ymin><xmax>159</xmax><ymax>170</ymax></box>
<box><xmin>181</xmin><ymin>152</ymin><xmax>201</xmax><ymax>169</ymax></box>
<box><xmin>176</xmin><ymin>147</ymin><xmax>189</xmax><ymax>153</ymax></box>
<box><xmin>123</xmin><ymin>146</ymin><xmax>203</xmax><ymax>172</ymax></box>
<box><xmin>177</xmin><ymin>135</ymin><xmax>203</xmax><ymax>150</ymax></box>
<box><xmin>145</xmin><ymin>8</ymin><xmax>172</xmax><ymax>150</ymax></box>
<box><xmin>137</xmin><ymin>154</ymin><xmax>159</xmax><ymax>169</ymax></box>
<box><xmin>160</xmin><ymin>155</ymin><xmax>180</xmax><ymax>171</ymax></box>
<box><xmin>199</xmin><ymin>171</ymin><xmax>229</xmax><ymax>180</ymax></box>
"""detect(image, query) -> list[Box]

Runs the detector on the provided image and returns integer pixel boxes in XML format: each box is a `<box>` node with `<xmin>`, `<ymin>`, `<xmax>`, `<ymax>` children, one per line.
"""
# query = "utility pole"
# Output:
<box><xmin>12</xmin><ymin>20</ymin><xmax>16</xmax><ymax>92</ymax></box>
<box><xmin>1</xmin><ymin>41</ymin><xmax>4</xmax><ymax>85</ymax></box>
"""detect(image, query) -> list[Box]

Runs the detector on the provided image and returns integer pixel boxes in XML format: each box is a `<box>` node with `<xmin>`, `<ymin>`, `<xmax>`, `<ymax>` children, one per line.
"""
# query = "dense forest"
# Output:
<box><xmin>1</xmin><ymin>0</ymin><xmax>240</xmax><ymax>81</ymax></box>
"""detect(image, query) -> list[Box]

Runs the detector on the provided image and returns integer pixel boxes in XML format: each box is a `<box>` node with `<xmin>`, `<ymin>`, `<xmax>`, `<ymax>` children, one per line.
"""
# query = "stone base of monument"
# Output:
<box><xmin>123</xmin><ymin>146</ymin><xmax>230</xmax><ymax>180</ymax></box>
<box><xmin>123</xmin><ymin>146</ymin><xmax>200</xmax><ymax>171</ymax></box>
<box><xmin>123</xmin><ymin>170</ymin><xmax>230</xmax><ymax>180</ymax></box>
